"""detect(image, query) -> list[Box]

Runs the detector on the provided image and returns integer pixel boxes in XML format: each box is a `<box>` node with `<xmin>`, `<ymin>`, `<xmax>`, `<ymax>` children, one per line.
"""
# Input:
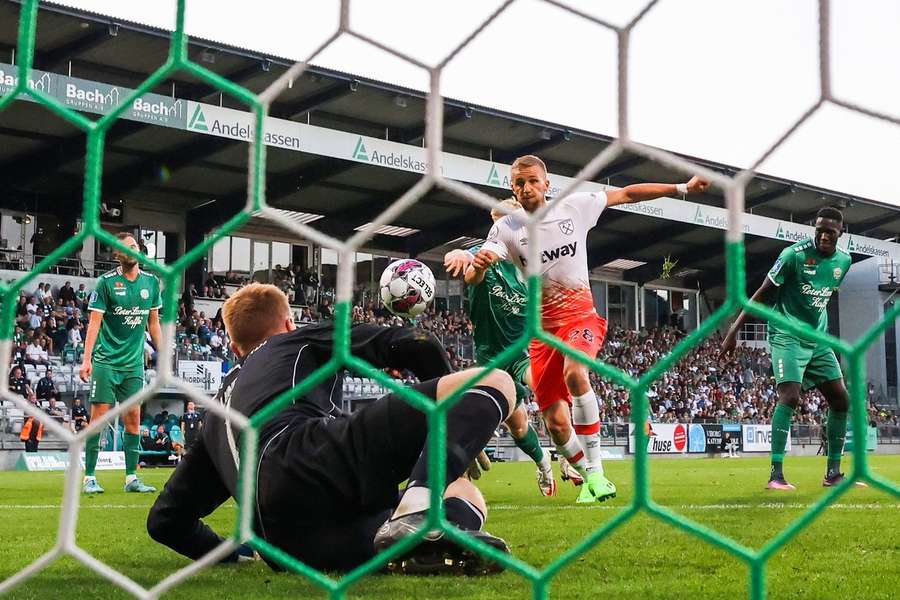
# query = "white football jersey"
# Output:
<box><xmin>481</xmin><ymin>191</ymin><xmax>606</xmax><ymax>325</ymax></box>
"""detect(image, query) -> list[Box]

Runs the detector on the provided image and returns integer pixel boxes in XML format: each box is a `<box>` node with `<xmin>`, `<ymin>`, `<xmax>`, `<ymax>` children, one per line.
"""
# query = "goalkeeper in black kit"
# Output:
<box><xmin>147</xmin><ymin>283</ymin><xmax>513</xmax><ymax>575</ymax></box>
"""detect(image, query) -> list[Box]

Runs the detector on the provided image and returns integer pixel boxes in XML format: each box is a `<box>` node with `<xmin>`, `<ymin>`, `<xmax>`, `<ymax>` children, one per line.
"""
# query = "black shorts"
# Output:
<box><xmin>255</xmin><ymin>379</ymin><xmax>442</xmax><ymax>571</ymax></box>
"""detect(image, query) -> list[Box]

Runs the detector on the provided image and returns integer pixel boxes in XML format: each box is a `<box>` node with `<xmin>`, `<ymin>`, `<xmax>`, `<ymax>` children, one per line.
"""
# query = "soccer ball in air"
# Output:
<box><xmin>379</xmin><ymin>259</ymin><xmax>436</xmax><ymax>318</ymax></box>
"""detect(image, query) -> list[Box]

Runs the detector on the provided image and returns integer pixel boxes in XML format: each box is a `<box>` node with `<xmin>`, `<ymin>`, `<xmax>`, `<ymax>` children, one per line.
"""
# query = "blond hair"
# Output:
<box><xmin>222</xmin><ymin>283</ymin><xmax>291</xmax><ymax>354</ymax></box>
<box><xmin>491</xmin><ymin>197</ymin><xmax>522</xmax><ymax>222</ymax></box>
<box><xmin>510</xmin><ymin>154</ymin><xmax>547</xmax><ymax>175</ymax></box>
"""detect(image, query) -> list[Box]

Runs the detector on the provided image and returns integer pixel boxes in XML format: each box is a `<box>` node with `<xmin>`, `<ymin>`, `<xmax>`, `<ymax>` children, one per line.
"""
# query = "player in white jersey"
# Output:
<box><xmin>473</xmin><ymin>155</ymin><xmax>709</xmax><ymax>502</ymax></box>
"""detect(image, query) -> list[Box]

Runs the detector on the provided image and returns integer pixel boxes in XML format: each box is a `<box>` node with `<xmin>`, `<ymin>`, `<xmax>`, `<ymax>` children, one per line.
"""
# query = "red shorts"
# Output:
<box><xmin>528</xmin><ymin>312</ymin><xmax>607</xmax><ymax>411</ymax></box>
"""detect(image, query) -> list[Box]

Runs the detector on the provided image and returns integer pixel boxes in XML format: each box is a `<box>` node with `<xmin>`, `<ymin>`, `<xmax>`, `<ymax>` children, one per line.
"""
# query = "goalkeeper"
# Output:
<box><xmin>148</xmin><ymin>284</ymin><xmax>514</xmax><ymax>575</ymax></box>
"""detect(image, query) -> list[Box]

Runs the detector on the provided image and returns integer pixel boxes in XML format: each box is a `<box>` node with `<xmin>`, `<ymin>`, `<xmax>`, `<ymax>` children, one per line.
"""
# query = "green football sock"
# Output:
<box><xmin>514</xmin><ymin>425</ymin><xmax>545</xmax><ymax>465</ymax></box>
<box><xmin>513</xmin><ymin>380</ymin><xmax>528</xmax><ymax>405</ymax></box>
<box><xmin>770</xmin><ymin>403</ymin><xmax>794</xmax><ymax>465</ymax></box>
<box><xmin>123</xmin><ymin>432</ymin><xmax>141</xmax><ymax>477</ymax></box>
<box><xmin>826</xmin><ymin>410</ymin><xmax>848</xmax><ymax>475</ymax></box>
<box><xmin>84</xmin><ymin>433</ymin><xmax>100</xmax><ymax>478</ymax></box>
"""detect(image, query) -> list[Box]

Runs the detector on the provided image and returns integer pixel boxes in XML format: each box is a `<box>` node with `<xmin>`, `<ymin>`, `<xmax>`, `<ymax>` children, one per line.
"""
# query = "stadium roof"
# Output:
<box><xmin>2</xmin><ymin>0</ymin><xmax>900</xmax><ymax>298</ymax></box>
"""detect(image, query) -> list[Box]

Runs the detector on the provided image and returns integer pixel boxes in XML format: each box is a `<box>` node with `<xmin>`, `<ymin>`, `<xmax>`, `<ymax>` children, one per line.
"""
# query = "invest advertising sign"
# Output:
<box><xmin>742</xmin><ymin>424</ymin><xmax>792</xmax><ymax>452</ymax></box>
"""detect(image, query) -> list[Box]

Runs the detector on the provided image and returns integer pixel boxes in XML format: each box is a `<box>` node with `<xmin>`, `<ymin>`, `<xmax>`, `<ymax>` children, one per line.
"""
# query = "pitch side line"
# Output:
<box><xmin>1</xmin><ymin>502</ymin><xmax>898</xmax><ymax>511</ymax></box>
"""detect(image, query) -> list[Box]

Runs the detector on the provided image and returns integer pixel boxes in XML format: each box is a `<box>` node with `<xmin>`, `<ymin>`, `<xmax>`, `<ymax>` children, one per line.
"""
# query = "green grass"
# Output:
<box><xmin>1</xmin><ymin>456</ymin><xmax>898</xmax><ymax>599</ymax></box>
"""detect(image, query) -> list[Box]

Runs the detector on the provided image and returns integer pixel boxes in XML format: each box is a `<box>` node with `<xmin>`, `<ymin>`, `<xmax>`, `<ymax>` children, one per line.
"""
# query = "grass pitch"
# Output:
<box><xmin>1</xmin><ymin>456</ymin><xmax>898</xmax><ymax>599</ymax></box>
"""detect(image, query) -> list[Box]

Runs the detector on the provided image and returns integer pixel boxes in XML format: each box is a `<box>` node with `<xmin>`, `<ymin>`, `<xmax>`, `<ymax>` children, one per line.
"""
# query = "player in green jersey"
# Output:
<box><xmin>79</xmin><ymin>232</ymin><xmax>163</xmax><ymax>494</ymax></box>
<box><xmin>723</xmin><ymin>207</ymin><xmax>865</xmax><ymax>490</ymax></box>
<box><xmin>444</xmin><ymin>198</ymin><xmax>559</xmax><ymax>497</ymax></box>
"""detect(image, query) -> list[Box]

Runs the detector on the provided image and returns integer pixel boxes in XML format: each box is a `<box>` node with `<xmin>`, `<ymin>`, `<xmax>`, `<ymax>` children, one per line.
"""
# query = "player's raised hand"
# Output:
<box><xmin>444</xmin><ymin>249</ymin><xmax>473</xmax><ymax>278</ymax></box>
<box><xmin>686</xmin><ymin>175</ymin><xmax>710</xmax><ymax>194</ymax></box>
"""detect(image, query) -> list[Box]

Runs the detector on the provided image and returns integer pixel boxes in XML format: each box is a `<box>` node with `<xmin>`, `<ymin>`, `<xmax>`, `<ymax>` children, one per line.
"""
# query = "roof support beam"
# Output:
<box><xmin>745</xmin><ymin>186</ymin><xmax>790</xmax><ymax>210</ymax></box>
<box><xmin>595</xmin><ymin>155</ymin><xmax>646</xmax><ymax>179</ymax></box>
<box><xmin>854</xmin><ymin>212</ymin><xmax>900</xmax><ymax>235</ymax></box>
<box><xmin>270</xmin><ymin>82</ymin><xmax>353</xmax><ymax>119</ymax></box>
<box><xmin>37</xmin><ymin>28</ymin><xmax>111</xmax><ymax>72</ymax></box>
<box><xmin>587</xmin><ymin>222</ymin><xmax>696</xmax><ymax>268</ymax></box>
<box><xmin>493</xmin><ymin>130</ymin><xmax>569</xmax><ymax>164</ymax></box>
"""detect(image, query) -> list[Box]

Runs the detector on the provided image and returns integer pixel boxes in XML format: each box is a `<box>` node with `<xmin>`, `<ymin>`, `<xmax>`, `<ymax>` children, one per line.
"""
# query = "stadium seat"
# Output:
<box><xmin>169</xmin><ymin>425</ymin><xmax>184</xmax><ymax>446</ymax></box>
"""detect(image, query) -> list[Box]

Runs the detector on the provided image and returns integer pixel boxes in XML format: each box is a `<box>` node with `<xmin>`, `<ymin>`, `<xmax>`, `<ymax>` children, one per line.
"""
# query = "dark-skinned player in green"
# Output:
<box><xmin>722</xmin><ymin>207</ymin><xmax>865</xmax><ymax>490</ymax></box>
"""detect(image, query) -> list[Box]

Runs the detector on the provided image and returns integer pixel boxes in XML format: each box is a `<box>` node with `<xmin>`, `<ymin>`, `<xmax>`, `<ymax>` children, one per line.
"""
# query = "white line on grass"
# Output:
<box><xmin>490</xmin><ymin>503</ymin><xmax>900</xmax><ymax>511</ymax></box>
<box><xmin>1</xmin><ymin>502</ymin><xmax>898</xmax><ymax>510</ymax></box>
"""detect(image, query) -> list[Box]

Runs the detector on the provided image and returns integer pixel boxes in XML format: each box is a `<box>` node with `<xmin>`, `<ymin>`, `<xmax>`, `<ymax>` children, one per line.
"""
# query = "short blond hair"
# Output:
<box><xmin>510</xmin><ymin>154</ymin><xmax>547</xmax><ymax>175</ymax></box>
<box><xmin>222</xmin><ymin>283</ymin><xmax>291</xmax><ymax>354</ymax></box>
<box><xmin>491</xmin><ymin>197</ymin><xmax>522</xmax><ymax>222</ymax></box>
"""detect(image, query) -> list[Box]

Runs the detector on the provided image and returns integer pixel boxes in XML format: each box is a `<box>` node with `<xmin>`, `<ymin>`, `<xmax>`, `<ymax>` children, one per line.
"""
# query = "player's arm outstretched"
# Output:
<box><xmin>307</xmin><ymin>323</ymin><xmax>454</xmax><ymax>381</ymax></box>
<box><xmin>444</xmin><ymin>248</ymin><xmax>488</xmax><ymax>286</ymax></box>
<box><xmin>605</xmin><ymin>175</ymin><xmax>710</xmax><ymax>207</ymax></box>
<box><xmin>444</xmin><ymin>249</ymin><xmax>474</xmax><ymax>278</ymax></box>
<box><xmin>721</xmin><ymin>275</ymin><xmax>776</xmax><ymax>356</ymax></box>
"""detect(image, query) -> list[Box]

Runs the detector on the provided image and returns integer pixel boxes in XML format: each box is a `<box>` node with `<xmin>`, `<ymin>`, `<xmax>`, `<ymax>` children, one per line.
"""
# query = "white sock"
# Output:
<box><xmin>83</xmin><ymin>476</ymin><xmax>96</xmax><ymax>483</ymax></box>
<box><xmin>556</xmin><ymin>432</ymin><xmax>588</xmax><ymax>478</ymax></box>
<box><xmin>572</xmin><ymin>389</ymin><xmax>603</xmax><ymax>475</ymax></box>
<box><xmin>538</xmin><ymin>451</ymin><xmax>552</xmax><ymax>473</ymax></box>
<box><xmin>125</xmin><ymin>474</ymin><xmax>137</xmax><ymax>485</ymax></box>
<box><xmin>393</xmin><ymin>486</ymin><xmax>430</xmax><ymax>519</ymax></box>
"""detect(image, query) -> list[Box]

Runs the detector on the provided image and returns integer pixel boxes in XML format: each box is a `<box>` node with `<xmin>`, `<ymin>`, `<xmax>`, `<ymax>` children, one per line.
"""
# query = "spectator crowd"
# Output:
<box><xmin>4</xmin><ymin>278</ymin><xmax>898</xmax><ymax>437</ymax></box>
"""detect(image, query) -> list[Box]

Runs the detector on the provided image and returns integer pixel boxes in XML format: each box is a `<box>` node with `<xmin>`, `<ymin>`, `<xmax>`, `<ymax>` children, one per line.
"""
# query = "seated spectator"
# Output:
<box><xmin>48</xmin><ymin>316</ymin><xmax>67</xmax><ymax>352</ymax></box>
<box><xmin>71</xmin><ymin>398</ymin><xmax>88</xmax><ymax>432</ymax></box>
<box><xmin>15</xmin><ymin>295</ymin><xmax>29</xmax><ymax>325</ymax></box>
<box><xmin>140</xmin><ymin>428</ymin><xmax>166</xmax><ymax>467</ymax></box>
<box><xmin>8</xmin><ymin>365</ymin><xmax>31</xmax><ymax>398</ymax></box>
<box><xmin>11</xmin><ymin>340</ymin><xmax>28</xmax><ymax>366</ymax></box>
<box><xmin>75</xmin><ymin>283</ymin><xmax>89</xmax><ymax>309</ymax></box>
<box><xmin>45</xmin><ymin>395</ymin><xmax>67</xmax><ymax>422</ymax></box>
<box><xmin>59</xmin><ymin>281</ymin><xmax>76</xmax><ymax>304</ymax></box>
<box><xmin>197</xmin><ymin>339</ymin><xmax>211</xmax><ymax>360</ymax></box>
<box><xmin>209</xmin><ymin>329</ymin><xmax>223</xmax><ymax>357</ymax></box>
<box><xmin>25</xmin><ymin>339</ymin><xmax>49</xmax><ymax>366</ymax></box>
<box><xmin>40</xmin><ymin>282</ymin><xmax>54</xmax><ymax>306</ymax></box>
<box><xmin>153</xmin><ymin>410</ymin><xmax>169</xmax><ymax>426</ymax></box>
<box><xmin>179</xmin><ymin>337</ymin><xmax>194</xmax><ymax>360</ymax></box>
<box><xmin>68</xmin><ymin>321</ymin><xmax>83</xmax><ymax>347</ymax></box>
<box><xmin>51</xmin><ymin>298</ymin><xmax>67</xmax><ymax>320</ymax></box>
<box><xmin>28</xmin><ymin>307</ymin><xmax>43</xmax><ymax>331</ymax></box>
<box><xmin>153</xmin><ymin>424</ymin><xmax>172</xmax><ymax>454</ymax></box>
<box><xmin>197</xmin><ymin>318</ymin><xmax>211</xmax><ymax>345</ymax></box>
<box><xmin>35</xmin><ymin>368</ymin><xmax>57</xmax><ymax>400</ymax></box>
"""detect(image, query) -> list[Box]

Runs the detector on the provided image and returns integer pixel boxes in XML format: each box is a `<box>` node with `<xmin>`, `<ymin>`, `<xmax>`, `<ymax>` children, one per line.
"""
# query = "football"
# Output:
<box><xmin>379</xmin><ymin>259</ymin><xmax>436</xmax><ymax>318</ymax></box>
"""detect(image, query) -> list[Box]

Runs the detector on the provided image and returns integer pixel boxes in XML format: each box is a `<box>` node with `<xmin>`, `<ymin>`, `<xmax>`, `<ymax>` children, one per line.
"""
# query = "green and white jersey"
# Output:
<box><xmin>88</xmin><ymin>268</ymin><xmax>161</xmax><ymax>371</ymax></box>
<box><xmin>767</xmin><ymin>239</ymin><xmax>851</xmax><ymax>344</ymax></box>
<box><xmin>467</xmin><ymin>246</ymin><xmax>528</xmax><ymax>364</ymax></box>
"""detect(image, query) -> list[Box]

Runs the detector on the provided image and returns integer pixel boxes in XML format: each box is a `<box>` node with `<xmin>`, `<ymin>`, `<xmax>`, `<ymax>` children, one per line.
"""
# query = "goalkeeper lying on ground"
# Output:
<box><xmin>147</xmin><ymin>283</ymin><xmax>513</xmax><ymax>574</ymax></box>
